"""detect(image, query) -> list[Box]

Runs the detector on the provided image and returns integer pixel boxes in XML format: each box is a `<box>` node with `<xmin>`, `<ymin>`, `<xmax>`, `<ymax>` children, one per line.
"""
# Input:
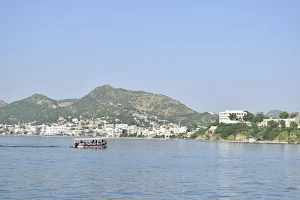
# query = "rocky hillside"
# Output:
<box><xmin>265</xmin><ymin>110</ymin><xmax>282</xmax><ymax>119</ymax></box>
<box><xmin>73</xmin><ymin>85</ymin><xmax>194</xmax><ymax>117</ymax></box>
<box><xmin>0</xmin><ymin>85</ymin><xmax>218</xmax><ymax>126</ymax></box>
<box><xmin>72</xmin><ymin>85</ymin><xmax>217</xmax><ymax>125</ymax></box>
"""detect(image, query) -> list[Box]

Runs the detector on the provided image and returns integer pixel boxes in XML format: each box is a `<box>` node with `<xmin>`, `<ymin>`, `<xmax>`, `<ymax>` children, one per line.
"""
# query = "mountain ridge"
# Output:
<box><xmin>0</xmin><ymin>85</ymin><xmax>217</xmax><ymax>126</ymax></box>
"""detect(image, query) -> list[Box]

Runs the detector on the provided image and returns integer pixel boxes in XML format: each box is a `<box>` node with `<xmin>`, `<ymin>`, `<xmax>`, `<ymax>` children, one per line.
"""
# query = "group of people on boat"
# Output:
<box><xmin>74</xmin><ymin>139</ymin><xmax>107</xmax><ymax>147</ymax></box>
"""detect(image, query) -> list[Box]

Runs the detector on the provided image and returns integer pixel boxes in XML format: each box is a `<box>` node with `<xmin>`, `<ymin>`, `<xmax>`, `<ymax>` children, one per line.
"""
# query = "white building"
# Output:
<box><xmin>258</xmin><ymin>118</ymin><xmax>300</xmax><ymax>128</ymax></box>
<box><xmin>219</xmin><ymin>110</ymin><xmax>247</xmax><ymax>124</ymax></box>
<box><xmin>40</xmin><ymin>124</ymin><xmax>68</xmax><ymax>136</ymax></box>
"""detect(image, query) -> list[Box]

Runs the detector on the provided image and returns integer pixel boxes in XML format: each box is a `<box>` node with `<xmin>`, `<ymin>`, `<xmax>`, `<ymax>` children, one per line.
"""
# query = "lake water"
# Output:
<box><xmin>1</xmin><ymin>136</ymin><xmax>300</xmax><ymax>199</ymax></box>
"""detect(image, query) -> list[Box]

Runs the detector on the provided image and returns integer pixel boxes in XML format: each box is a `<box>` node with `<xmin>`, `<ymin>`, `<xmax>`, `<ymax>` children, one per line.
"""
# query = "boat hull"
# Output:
<box><xmin>73</xmin><ymin>137</ymin><xmax>107</xmax><ymax>149</ymax></box>
<box><xmin>74</xmin><ymin>144</ymin><xmax>106</xmax><ymax>149</ymax></box>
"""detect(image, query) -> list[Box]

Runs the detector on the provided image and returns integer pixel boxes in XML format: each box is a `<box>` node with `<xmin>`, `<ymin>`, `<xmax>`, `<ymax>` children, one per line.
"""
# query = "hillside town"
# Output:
<box><xmin>1</xmin><ymin>110</ymin><xmax>299</xmax><ymax>140</ymax></box>
<box><xmin>0</xmin><ymin>115</ymin><xmax>189</xmax><ymax>138</ymax></box>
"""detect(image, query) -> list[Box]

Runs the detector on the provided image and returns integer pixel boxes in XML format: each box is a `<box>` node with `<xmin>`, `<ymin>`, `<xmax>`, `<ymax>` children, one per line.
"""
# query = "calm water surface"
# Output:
<box><xmin>1</xmin><ymin>136</ymin><xmax>300</xmax><ymax>199</ymax></box>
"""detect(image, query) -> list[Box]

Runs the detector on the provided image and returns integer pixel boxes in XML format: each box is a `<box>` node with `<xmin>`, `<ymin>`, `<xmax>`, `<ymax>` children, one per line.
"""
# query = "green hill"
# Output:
<box><xmin>0</xmin><ymin>100</ymin><xmax>7</xmax><ymax>109</ymax></box>
<box><xmin>0</xmin><ymin>94</ymin><xmax>73</xmax><ymax>124</ymax></box>
<box><xmin>72</xmin><ymin>85</ymin><xmax>217</xmax><ymax>126</ymax></box>
<box><xmin>0</xmin><ymin>85</ymin><xmax>218</xmax><ymax>126</ymax></box>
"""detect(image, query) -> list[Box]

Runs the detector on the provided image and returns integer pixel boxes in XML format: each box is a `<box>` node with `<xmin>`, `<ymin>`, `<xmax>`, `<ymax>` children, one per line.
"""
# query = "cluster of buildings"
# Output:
<box><xmin>2</xmin><ymin>110</ymin><xmax>299</xmax><ymax>138</ymax></box>
<box><xmin>219</xmin><ymin>110</ymin><xmax>300</xmax><ymax>128</ymax></box>
<box><xmin>0</xmin><ymin>116</ymin><xmax>189</xmax><ymax>138</ymax></box>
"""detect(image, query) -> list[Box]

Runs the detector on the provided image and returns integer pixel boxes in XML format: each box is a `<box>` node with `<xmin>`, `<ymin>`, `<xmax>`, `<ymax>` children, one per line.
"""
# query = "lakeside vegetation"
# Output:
<box><xmin>189</xmin><ymin>111</ymin><xmax>300</xmax><ymax>144</ymax></box>
<box><xmin>104</xmin><ymin>111</ymin><xmax>300</xmax><ymax>144</ymax></box>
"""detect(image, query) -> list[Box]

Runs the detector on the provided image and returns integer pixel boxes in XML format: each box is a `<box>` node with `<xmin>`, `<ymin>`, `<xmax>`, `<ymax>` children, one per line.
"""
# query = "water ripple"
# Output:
<box><xmin>1</xmin><ymin>137</ymin><xmax>300</xmax><ymax>199</ymax></box>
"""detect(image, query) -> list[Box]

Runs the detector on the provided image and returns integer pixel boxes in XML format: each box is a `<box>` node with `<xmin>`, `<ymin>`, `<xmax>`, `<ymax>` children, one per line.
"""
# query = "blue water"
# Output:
<box><xmin>1</xmin><ymin>136</ymin><xmax>300</xmax><ymax>199</ymax></box>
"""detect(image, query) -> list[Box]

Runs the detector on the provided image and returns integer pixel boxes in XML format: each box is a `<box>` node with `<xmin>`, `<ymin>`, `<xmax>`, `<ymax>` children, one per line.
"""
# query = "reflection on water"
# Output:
<box><xmin>1</xmin><ymin>136</ymin><xmax>300</xmax><ymax>199</ymax></box>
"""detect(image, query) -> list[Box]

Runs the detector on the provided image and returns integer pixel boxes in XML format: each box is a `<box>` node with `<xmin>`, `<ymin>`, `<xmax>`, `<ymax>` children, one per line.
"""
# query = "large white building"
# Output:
<box><xmin>219</xmin><ymin>110</ymin><xmax>247</xmax><ymax>124</ymax></box>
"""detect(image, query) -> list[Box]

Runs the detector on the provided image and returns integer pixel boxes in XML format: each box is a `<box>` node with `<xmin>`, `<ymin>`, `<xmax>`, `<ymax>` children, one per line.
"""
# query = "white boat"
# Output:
<box><xmin>73</xmin><ymin>137</ymin><xmax>107</xmax><ymax>148</ymax></box>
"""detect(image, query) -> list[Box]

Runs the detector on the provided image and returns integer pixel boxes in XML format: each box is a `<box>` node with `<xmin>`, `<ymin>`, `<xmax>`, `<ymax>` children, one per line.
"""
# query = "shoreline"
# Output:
<box><xmin>0</xmin><ymin>134</ymin><xmax>292</xmax><ymax>144</ymax></box>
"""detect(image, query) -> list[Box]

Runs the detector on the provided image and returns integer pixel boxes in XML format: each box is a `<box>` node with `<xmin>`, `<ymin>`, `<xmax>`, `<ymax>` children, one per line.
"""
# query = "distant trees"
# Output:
<box><xmin>186</xmin><ymin>123</ymin><xmax>198</xmax><ymax>132</ymax></box>
<box><xmin>229</xmin><ymin>113</ymin><xmax>237</xmax><ymax>120</ymax></box>
<box><xmin>252</xmin><ymin>112</ymin><xmax>267</xmax><ymax>123</ymax></box>
<box><xmin>267</xmin><ymin>120</ymin><xmax>279</xmax><ymax>129</ymax></box>
<box><xmin>279</xmin><ymin>120</ymin><xmax>286</xmax><ymax>130</ymax></box>
<box><xmin>242</xmin><ymin>111</ymin><xmax>254</xmax><ymax>122</ymax></box>
<box><xmin>189</xmin><ymin>127</ymin><xmax>206</xmax><ymax>139</ymax></box>
<box><xmin>289</xmin><ymin>113</ymin><xmax>298</xmax><ymax>118</ymax></box>
<box><xmin>248</xmin><ymin>122</ymin><xmax>259</xmax><ymax>137</ymax></box>
<box><xmin>279</xmin><ymin>111</ymin><xmax>289</xmax><ymax>119</ymax></box>
<box><xmin>290</xmin><ymin>121</ymin><xmax>298</xmax><ymax>132</ymax></box>
<box><xmin>215</xmin><ymin>123</ymin><xmax>250</xmax><ymax>139</ymax></box>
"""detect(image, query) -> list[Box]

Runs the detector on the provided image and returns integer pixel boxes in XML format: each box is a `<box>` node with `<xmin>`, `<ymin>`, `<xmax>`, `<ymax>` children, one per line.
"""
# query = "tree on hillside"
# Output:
<box><xmin>289</xmin><ymin>113</ymin><xmax>298</xmax><ymax>118</ymax></box>
<box><xmin>208</xmin><ymin>119</ymin><xmax>219</xmax><ymax>127</ymax></box>
<box><xmin>279</xmin><ymin>120</ymin><xmax>286</xmax><ymax>130</ymax></box>
<box><xmin>229</xmin><ymin>113</ymin><xmax>237</xmax><ymax>120</ymax></box>
<box><xmin>290</xmin><ymin>121</ymin><xmax>298</xmax><ymax>131</ymax></box>
<box><xmin>252</xmin><ymin>112</ymin><xmax>267</xmax><ymax>123</ymax></box>
<box><xmin>255</xmin><ymin>120</ymin><xmax>281</xmax><ymax>141</ymax></box>
<box><xmin>243</xmin><ymin>111</ymin><xmax>254</xmax><ymax>122</ymax></box>
<box><xmin>186</xmin><ymin>123</ymin><xmax>198</xmax><ymax>132</ymax></box>
<box><xmin>249</xmin><ymin>122</ymin><xmax>259</xmax><ymax>137</ymax></box>
<box><xmin>267</xmin><ymin>120</ymin><xmax>279</xmax><ymax>129</ymax></box>
<box><xmin>215</xmin><ymin>123</ymin><xmax>250</xmax><ymax>139</ymax></box>
<box><xmin>279</xmin><ymin>111</ymin><xmax>289</xmax><ymax>119</ymax></box>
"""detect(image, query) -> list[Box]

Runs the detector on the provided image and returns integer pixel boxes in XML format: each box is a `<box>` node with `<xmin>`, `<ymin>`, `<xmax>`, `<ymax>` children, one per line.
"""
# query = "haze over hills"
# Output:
<box><xmin>0</xmin><ymin>85</ymin><xmax>218</xmax><ymax>126</ymax></box>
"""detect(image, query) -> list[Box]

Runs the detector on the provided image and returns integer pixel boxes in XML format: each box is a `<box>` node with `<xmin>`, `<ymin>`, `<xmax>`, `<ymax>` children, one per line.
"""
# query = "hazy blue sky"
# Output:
<box><xmin>1</xmin><ymin>0</ymin><xmax>299</xmax><ymax>114</ymax></box>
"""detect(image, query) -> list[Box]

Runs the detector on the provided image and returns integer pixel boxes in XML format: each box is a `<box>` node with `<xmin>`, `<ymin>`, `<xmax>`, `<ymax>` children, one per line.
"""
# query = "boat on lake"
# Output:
<box><xmin>73</xmin><ymin>137</ymin><xmax>107</xmax><ymax>148</ymax></box>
